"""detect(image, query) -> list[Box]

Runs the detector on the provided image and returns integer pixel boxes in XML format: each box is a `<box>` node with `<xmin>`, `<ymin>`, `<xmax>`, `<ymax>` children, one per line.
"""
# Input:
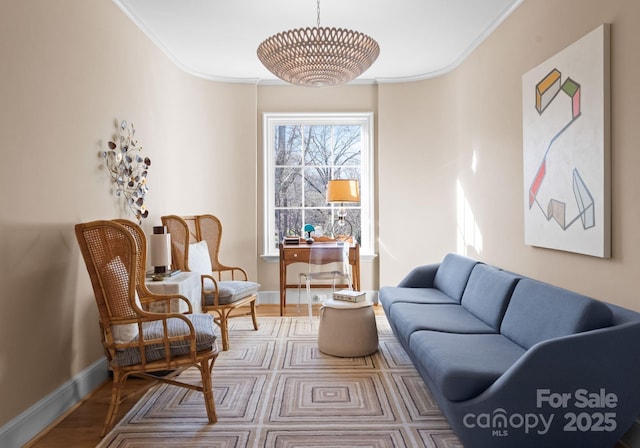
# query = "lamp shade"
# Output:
<box><xmin>256</xmin><ymin>0</ymin><xmax>379</xmax><ymax>87</ymax></box>
<box><xmin>326</xmin><ymin>179</ymin><xmax>360</xmax><ymax>203</ymax></box>
<box><xmin>257</xmin><ymin>27</ymin><xmax>379</xmax><ymax>87</ymax></box>
<box><xmin>149</xmin><ymin>227</ymin><xmax>171</xmax><ymax>272</ymax></box>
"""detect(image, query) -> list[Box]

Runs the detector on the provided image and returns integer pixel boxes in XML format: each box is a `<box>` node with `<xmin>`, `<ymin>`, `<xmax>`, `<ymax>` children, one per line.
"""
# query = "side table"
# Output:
<box><xmin>317</xmin><ymin>298</ymin><xmax>378</xmax><ymax>357</ymax></box>
<box><xmin>145</xmin><ymin>271</ymin><xmax>202</xmax><ymax>314</ymax></box>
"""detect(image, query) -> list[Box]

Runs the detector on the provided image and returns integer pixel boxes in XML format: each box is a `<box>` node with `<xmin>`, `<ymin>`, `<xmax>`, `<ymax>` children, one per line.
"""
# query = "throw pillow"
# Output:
<box><xmin>188</xmin><ymin>240</ymin><xmax>212</xmax><ymax>274</ymax></box>
<box><xmin>104</xmin><ymin>256</ymin><xmax>142</xmax><ymax>345</ymax></box>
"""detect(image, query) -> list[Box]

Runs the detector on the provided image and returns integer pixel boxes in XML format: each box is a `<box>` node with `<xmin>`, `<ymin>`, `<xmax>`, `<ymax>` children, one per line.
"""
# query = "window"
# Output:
<box><xmin>263</xmin><ymin>113</ymin><xmax>374</xmax><ymax>257</ymax></box>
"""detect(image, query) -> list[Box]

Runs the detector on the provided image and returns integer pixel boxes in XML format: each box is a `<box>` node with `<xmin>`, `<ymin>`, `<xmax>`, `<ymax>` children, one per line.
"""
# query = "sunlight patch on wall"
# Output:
<box><xmin>471</xmin><ymin>150</ymin><xmax>478</xmax><ymax>174</ymax></box>
<box><xmin>457</xmin><ymin>179</ymin><xmax>483</xmax><ymax>256</ymax></box>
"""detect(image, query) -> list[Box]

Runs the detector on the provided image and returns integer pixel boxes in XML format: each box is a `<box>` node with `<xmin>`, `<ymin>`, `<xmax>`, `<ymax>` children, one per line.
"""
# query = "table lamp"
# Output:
<box><xmin>326</xmin><ymin>179</ymin><xmax>360</xmax><ymax>240</ymax></box>
<box><xmin>149</xmin><ymin>226</ymin><xmax>171</xmax><ymax>279</ymax></box>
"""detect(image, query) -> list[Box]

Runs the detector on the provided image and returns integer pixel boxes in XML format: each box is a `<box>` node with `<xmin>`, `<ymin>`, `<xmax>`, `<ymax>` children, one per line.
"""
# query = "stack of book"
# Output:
<box><xmin>333</xmin><ymin>289</ymin><xmax>366</xmax><ymax>303</ymax></box>
<box><xmin>283</xmin><ymin>236</ymin><xmax>301</xmax><ymax>245</ymax></box>
<box><xmin>146</xmin><ymin>269</ymin><xmax>181</xmax><ymax>280</ymax></box>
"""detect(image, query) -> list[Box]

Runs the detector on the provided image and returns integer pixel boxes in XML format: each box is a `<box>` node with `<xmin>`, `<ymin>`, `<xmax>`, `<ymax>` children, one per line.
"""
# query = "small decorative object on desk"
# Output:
<box><xmin>333</xmin><ymin>289</ymin><xmax>366</xmax><ymax>302</ymax></box>
<box><xmin>303</xmin><ymin>224</ymin><xmax>315</xmax><ymax>244</ymax></box>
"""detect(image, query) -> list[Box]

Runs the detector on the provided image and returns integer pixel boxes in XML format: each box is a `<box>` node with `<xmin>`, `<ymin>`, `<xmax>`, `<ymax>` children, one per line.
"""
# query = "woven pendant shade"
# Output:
<box><xmin>257</xmin><ymin>26</ymin><xmax>379</xmax><ymax>87</ymax></box>
<box><xmin>257</xmin><ymin>1</ymin><xmax>379</xmax><ymax>87</ymax></box>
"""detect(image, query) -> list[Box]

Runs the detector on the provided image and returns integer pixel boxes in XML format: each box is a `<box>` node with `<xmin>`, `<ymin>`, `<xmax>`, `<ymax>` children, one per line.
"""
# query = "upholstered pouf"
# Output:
<box><xmin>317</xmin><ymin>298</ymin><xmax>378</xmax><ymax>357</ymax></box>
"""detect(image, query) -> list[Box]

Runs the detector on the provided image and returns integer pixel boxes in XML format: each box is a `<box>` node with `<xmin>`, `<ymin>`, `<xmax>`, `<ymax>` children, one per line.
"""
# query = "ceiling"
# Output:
<box><xmin>114</xmin><ymin>0</ymin><xmax>523</xmax><ymax>85</ymax></box>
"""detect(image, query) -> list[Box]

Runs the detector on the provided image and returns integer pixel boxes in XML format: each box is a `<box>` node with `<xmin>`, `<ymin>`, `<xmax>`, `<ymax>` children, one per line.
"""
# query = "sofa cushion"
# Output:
<box><xmin>501</xmin><ymin>278</ymin><xmax>613</xmax><ymax>349</ymax></box>
<box><xmin>390</xmin><ymin>303</ymin><xmax>495</xmax><ymax>344</ymax></box>
<box><xmin>432</xmin><ymin>253</ymin><xmax>479</xmax><ymax>303</ymax></box>
<box><xmin>410</xmin><ymin>330</ymin><xmax>525</xmax><ymax>402</ymax></box>
<box><xmin>461</xmin><ymin>264</ymin><xmax>520</xmax><ymax>331</ymax></box>
<box><xmin>379</xmin><ymin>286</ymin><xmax>456</xmax><ymax>315</ymax></box>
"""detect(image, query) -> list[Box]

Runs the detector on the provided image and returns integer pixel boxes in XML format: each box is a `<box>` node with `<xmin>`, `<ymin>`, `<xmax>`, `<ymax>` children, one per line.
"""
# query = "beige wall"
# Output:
<box><xmin>378</xmin><ymin>76</ymin><xmax>459</xmax><ymax>278</ymax></box>
<box><xmin>3</xmin><ymin>0</ymin><xmax>640</xmax><ymax>435</ymax></box>
<box><xmin>0</xmin><ymin>0</ymin><xmax>256</xmax><ymax>426</ymax></box>
<box><xmin>378</xmin><ymin>0</ymin><xmax>640</xmax><ymax>311</ymax></box>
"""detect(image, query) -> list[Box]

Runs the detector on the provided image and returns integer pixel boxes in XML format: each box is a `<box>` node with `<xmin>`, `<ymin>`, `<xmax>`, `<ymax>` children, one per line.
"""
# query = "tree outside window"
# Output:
<box><xmin>264</xmin><ymin>113</ymin><xmax>374</xmax><ymax>257</ymax></box>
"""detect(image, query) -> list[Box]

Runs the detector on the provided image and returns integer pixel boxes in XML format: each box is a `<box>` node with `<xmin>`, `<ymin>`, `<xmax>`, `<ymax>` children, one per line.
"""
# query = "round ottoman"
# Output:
<box><xmin>317</xmin><ymin>298</ymin><xmax>378</xmax><ymax>357</ymax></box>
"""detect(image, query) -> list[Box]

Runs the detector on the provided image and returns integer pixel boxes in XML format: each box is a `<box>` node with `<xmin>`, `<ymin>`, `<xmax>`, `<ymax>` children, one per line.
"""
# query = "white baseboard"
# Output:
<box><xmin>257</xmin><ymin>290</ymin><xmax>281</xmax><ymax>305</ymax></box>
<box><xmin>0</xmin><ymin>357</ymin><xmax>108</xmax><ymax>448</ymax></box>
<box><xmin>257</xmin><ymin>290</ymin><xmax>379</xmax><ymax>305</ymax></box>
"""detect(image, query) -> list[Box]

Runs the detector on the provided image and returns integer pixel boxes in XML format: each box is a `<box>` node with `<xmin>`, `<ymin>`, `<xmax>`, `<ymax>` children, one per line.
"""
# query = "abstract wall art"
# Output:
<box><xmin>522</xmin><ymin>24</ymin><xmax>610</xmax><ymax>257</ymax></box>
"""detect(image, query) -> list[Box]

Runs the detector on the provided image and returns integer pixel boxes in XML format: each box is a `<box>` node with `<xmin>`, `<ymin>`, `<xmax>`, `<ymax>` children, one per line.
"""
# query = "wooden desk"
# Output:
<box><xmin>279</xmin><ymin>242</ymin><xmax>360</xmax><ymax>316</ymax></box>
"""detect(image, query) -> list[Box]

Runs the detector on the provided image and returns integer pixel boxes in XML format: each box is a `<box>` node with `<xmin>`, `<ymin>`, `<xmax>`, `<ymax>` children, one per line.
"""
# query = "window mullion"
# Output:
<box><xmin>264</xmin><ymin>113</ymin><xmax>374</xmax><ymax>257</ymax></box>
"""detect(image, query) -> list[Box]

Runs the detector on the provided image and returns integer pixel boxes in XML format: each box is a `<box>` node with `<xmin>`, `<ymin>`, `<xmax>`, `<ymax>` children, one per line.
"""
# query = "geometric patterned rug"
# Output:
<box><xmin>97</xmin><ymin>315</ymin><xmax>462</xmax><ymax>448</ymax></box>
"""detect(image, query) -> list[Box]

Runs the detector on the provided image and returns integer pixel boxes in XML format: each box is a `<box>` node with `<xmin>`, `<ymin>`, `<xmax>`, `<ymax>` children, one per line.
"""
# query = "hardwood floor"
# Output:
<box><xmin>26</xmin><ymin>304</ymin><xmax>377</xmax><ymax>448</ymax></box>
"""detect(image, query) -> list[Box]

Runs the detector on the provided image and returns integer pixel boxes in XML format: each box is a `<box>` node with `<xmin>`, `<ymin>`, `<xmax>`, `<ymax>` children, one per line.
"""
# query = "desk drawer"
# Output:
<box><xmin>282</xmin><ymin>248</ymin><xmax>309</xmax><ymax>261</ymax></box>
<box><xmin>281</xmin><ymin>244</ymin><xmax>356</xmax><ymax>263</ymax></box>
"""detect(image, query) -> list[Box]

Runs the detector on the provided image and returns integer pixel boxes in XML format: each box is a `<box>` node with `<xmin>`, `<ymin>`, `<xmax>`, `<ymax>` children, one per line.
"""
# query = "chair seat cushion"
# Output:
<box><xmin>112</xmin><ymin>314</ymin><xmax>217</xmax><ymax>367</ymax></box>
<box><xmin>204</xmin><ymin>280</ymin><xmax>260</xmax><ymax>306</ymax></box>
<box><xmin>409</xmin><ymin>330</ymin><xmax>525</xmax><ymax>402</ymax></box>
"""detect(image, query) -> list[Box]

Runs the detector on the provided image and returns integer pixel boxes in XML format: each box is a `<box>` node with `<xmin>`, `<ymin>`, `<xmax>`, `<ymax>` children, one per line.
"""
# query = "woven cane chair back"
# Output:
<box><xmin>76</xmin><ymin>220</ymin><xmax>138</xmax><ymax>325</ymax></box>
<box><xmin>75</xmin><ymin>219</ymin><xmax>219</xmax><ymax>436</ymax></box>
<box><xmin>160</xmin><ymin>214</ymin><xmax>259</xmax><ymax>351</ymax></box>
<box><xmin>195</xmin><ymin>214</ymin><xmax>245</xmax><ymax>279</ymax></box>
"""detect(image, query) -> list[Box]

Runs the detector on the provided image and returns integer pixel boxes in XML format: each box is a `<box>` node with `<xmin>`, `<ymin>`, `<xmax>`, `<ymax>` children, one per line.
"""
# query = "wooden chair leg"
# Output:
<box><xmin>218</xmin><ymin>310</ymin><xmax>230</xmax><ymax>351</ymax></box>
<box><xmin>250</xmin><ymin>299</ymin><xmax>259</xmax><ymax>330</ymax></box>
<box><xmin>199</xmin><ymin>358</ymin><xmax>217</xmax><ymax>423</ymax></box>
<box><xmin>306</xmin><ymin>278</ymin><xmax>313</xmax><ymax>323</ymax></box>
<box><xmin>101</xmin><ymin>371</ymin><xmax>124</xmax><ymax>437</ymax></box>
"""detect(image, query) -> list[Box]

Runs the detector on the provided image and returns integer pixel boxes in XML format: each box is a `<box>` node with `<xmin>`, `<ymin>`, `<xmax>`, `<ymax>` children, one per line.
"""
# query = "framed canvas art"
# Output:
<box><xmin>522</xmin><ymin>24</ymin><xmax>610</xmax><ymax>258</ymax></box>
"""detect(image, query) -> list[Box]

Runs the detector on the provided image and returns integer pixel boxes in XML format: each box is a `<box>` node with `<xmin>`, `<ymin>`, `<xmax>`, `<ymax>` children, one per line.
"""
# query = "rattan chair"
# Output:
<box><xmin>161</xmin><ymin>214</ymin><xmax>259</xmax><ymax>351</ymax></box>
<box><xmin>75</xmin><ymin>219</ymin><xmax>218</xmax><ymax>437</ymax></box>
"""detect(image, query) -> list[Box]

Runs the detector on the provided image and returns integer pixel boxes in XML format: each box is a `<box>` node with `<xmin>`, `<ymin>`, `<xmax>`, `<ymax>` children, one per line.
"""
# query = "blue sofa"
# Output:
<box><xmin>379</xmin><ymin>253</ymin><xmax>640</xmax><ymax>448</ymax></box>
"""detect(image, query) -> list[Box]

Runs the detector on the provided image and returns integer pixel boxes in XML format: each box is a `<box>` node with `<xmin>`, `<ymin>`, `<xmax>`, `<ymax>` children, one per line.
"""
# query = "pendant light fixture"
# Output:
<box><xmin>257</xmin><ymin>0</ymin><xmax>380</xmax><ymax>87</ymax></box>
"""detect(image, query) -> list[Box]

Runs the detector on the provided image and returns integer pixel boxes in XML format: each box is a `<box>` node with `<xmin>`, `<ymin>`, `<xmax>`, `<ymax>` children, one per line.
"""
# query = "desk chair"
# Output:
<box><xmin>298</xmin><ymin>241</ymin><xmax>352</xmax><ymax>322</ymax></box>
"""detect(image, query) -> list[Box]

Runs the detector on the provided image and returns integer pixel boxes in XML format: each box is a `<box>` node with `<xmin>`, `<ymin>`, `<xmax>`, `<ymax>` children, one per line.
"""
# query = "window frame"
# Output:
<box><xmin>262</xmin><ymin>112</ymin><xmax>375</xmax><ymax>257</ymax></box>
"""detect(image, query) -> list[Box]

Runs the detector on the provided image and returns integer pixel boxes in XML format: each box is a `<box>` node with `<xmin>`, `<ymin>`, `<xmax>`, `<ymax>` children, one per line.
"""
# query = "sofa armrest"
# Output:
<box><xmin>447</xmin><ymin>321</ymin><xmax>640</xmax><ymax>448</ymax></box>
<box><xmin>397</xmin><ymin>263</ymin><xmax>440</xmax><ymax>288</ymax></box>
